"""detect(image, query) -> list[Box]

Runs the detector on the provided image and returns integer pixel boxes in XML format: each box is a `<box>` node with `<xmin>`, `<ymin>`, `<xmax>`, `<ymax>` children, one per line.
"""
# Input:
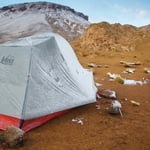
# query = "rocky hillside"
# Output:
<box><xmin>71</xmin><ymin>22</ymin><xmax>150</xmax><ymax>55</ymax></box>
<box><xmin>0</xmin><ymin>2</ymin><xmax>89</xmax><ymax>43</ymax></box>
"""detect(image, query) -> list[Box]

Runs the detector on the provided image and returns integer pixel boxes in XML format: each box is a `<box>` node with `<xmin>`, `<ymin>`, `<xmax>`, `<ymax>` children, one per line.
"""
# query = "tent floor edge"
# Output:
<box><xmin>22</xmin><ymin>110</ymin><xmax>70</xmax><ymax>132</ymax></box>
<box><xmin>0</xmin><ymin>114</ymin><xmax>20</xmax><ymax>130</ymax></box>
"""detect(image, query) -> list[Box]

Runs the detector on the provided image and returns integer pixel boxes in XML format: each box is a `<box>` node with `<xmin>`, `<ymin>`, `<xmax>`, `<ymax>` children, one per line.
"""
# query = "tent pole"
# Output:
<box><xmin>19</xmin><ymin>119</ymin><xmax>24</xmax><ymax>129</ymax></box>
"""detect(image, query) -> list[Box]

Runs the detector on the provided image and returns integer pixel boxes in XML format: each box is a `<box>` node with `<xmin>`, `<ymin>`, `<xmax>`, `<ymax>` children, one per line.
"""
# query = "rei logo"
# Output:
<box><xmin>0</xmin><ymin>55</ymin><xmax>14</xmax><ymax>65</ymax></box>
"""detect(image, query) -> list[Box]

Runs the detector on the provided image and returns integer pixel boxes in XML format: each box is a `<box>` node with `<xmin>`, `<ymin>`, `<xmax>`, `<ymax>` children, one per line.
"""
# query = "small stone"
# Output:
<box><xmin>131</xmin><ymin>100</ymin><xmax>140</xmax><ymax>106</ymax></box>
<box><xmin>123</xmin><ymin>98</ymin><xmax>128</xmax><ymax>101</ymax></box>
<box><xmin>144</xmin><ymin>68</ymin><xmax>150</xmax><ymax>74</ymax></box>
<box><xmin>114</xmin><ymin>76</ymin><xmax>124</xmax><ymax>84</ymax></box>
<box><xmin>0</xmin><ymin>126</ymin><xmax>25</xmax><ymax>148</ymax></box>
<box><xmin>104</xmin><ymin>65</ymin><xmax>109</xmax><ymax>68</ymax></box>
<box><xmin>98</xmin><ymin>89</ymin><xmax>117</xmax><ymax>99</ymax></box>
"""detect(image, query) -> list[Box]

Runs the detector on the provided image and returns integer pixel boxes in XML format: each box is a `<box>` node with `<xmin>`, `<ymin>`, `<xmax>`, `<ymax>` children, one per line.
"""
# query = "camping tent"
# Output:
<box><xmin>0</xmin><ymin>33</ymin><xmax>97</xmax><ymax>132</ymax></box>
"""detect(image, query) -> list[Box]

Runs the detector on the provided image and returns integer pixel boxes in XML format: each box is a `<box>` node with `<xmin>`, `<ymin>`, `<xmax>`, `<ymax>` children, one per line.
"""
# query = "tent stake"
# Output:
<box><xmin>119</xmin><ymin>108</ymin><xmax>123</xmax><ymax>117</ymax></box>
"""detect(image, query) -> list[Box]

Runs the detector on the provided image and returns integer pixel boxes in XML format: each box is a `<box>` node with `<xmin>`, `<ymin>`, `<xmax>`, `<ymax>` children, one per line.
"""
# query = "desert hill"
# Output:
<box><xmin>0</xmin><ymin>2</ymin><xmax>89</xmax><ymax>43</ymax></box>
<box><xmin>71</xmin><ymin>22</ymin><xmax>150</xmax><ymax>56</ymax></box>
<box><xmin>139</xmin><ymin>24</ymin><xmax>150</xmax><ymax>31</ymax></box>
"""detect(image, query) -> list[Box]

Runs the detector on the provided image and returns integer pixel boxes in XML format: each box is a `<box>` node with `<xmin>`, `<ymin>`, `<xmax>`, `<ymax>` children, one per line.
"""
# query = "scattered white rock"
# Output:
<box><xmin>144</xmin><ymin>68</ymin><xmax>150</xmax><ymax>74</ymax></box>
<box><xmin>88</xmin><ymin>63</ymin><xmax>101</xmax><ymax>68</ymax></box>
<box><xmin>72</xmin><ymin>118</ymin><xmax>84</xmax><ymax>125</ymax></box>
<box><xmin>107</xmin><ymin>72</ymin><xmax>120</xmax><ymax>79</ymax></box>
<box><xmin>95</xmin><ymin>82</ymin><xmax>103</xmax><ymax>87</ymax></box>
<box><xmin>107</xmin><ymin>72</ymin><xmax>148</xmax><ymax>85</ymax></box>
<box><xmin>120</xmin><ymin>60</ymin><xmax>141</xmax><ymax>67</ymax></box>
<box><xmin>123</xmin><ymin>68</ymin><xmax>135</xmax><ymax>74</ymax></box>
<box><xmin>123</xmin><ymin>98</ymin><xmax>128</xmax><ymax>101</ymax></box>
<box><xmin>108</xmin><ymin>100</ymin><xmax>123</xmax><ymax>117</ymax></box>
<box><xmin>124</xmin><ymin>79</ymin><xmax>143</xmax><ymax>85</ymax></box>
<box><xmin>98</xmin><ymin>89</ymin><xmax>117</xmax><ymax>99</ymax></box>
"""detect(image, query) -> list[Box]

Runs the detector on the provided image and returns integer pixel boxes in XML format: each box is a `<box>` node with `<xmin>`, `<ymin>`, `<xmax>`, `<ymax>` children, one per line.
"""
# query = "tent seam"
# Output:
<box><xmin>19</xmin><ymin>46</ymin><xmax>33</xmax><ymax>128</ymax></box>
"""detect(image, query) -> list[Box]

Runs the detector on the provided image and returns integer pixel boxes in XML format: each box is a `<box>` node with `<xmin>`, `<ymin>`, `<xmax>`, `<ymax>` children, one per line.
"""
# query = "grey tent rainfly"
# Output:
<box><xmin>0</xmin><ymin>33</ymin><xmax>97</xmax><ymax>132</ymax></box>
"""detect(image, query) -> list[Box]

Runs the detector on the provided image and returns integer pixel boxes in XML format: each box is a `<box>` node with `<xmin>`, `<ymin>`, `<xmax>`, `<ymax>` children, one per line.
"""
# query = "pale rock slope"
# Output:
<box><xmin>0</xmin><ymin>2</ymin><xmax>89</xmax><ymax>43</ymax></box>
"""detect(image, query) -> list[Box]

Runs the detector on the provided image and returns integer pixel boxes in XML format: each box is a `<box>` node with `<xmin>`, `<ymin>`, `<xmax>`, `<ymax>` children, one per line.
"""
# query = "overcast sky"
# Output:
<box><xmin>0</xmin><ymin>0</ymin><xmax>149</xmax><ymax>27</ymax></box>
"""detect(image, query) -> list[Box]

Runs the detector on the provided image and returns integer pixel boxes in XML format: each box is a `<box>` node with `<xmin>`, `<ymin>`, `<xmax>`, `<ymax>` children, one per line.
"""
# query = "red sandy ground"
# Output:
<box><xmin>0</xmin><ymin>44</ymin><xmax>150</xmax><ymax>150</ymax></box>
